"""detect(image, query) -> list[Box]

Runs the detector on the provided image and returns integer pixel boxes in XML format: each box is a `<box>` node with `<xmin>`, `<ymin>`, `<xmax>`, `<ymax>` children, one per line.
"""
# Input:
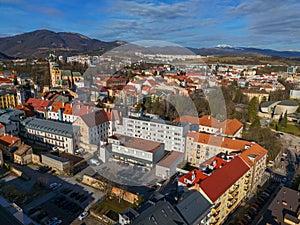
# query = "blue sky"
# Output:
<box><xmin>0</xmin><ymin>0</ymin><xmax>299</xmax><ymax>50</ymax></box>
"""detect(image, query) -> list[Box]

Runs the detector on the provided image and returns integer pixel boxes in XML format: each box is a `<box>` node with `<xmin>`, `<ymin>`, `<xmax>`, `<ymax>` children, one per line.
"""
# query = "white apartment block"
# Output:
<box><xmin>116</xmin><ymin>116</ymin><xmax>189</xmax><ymax>153</ymax></box>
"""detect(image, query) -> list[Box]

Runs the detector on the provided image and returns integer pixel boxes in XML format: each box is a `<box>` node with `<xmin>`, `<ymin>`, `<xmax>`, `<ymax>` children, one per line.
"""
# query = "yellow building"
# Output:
<box><xmin>178</xmin><ymin>155</ymin><xmax>251</xmax><ymax>225</ymax></box>
<box><xmin>0</xmin><ymin>91</ymin><xmax>18</xmax><ymax>109</ymax></box>
<box><xmin>49</xmin><ymin>61</ymin><xmax>62</xmax><ymax>87</ymax></box>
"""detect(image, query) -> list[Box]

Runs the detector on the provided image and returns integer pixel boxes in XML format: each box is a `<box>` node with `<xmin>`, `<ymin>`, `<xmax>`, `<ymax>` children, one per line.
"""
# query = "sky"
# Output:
<box><xmin>0</xmin><ymin>0</ymin><xmax>299</xmax><ymax>50</ymax></box>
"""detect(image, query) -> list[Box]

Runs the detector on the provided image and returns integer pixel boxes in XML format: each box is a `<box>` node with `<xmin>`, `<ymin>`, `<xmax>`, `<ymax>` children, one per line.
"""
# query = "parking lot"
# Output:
<box><xmin>91</xmin><ymin>159</ymin><xmax>160</xmax><ymax>186</ymax></box>
<box><xmin>0</xmin><ymin>164</ymin><xmax>106</xmax><ymax>225</ymax></box>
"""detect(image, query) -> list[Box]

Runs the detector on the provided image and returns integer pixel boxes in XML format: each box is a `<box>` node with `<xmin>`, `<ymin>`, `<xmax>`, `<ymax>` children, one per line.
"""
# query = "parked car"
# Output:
<box><xmin>78</xmin><ymin>211</ymin><xmax>89</xmax><ymax>220</ymax></box>
<box><xmin>49</xmin><ymin>183</ymin><xmax>61</xmax><ymax>190</ymax></box>
<box><xmin>75</xmin><ymin>148</ymin><xmax>84</xmax><ymax>155</ymax></box>
<box><xmin>89</xmin><ymin>158</ymin><xmax>100</xmax><ymax>166</ymax></box>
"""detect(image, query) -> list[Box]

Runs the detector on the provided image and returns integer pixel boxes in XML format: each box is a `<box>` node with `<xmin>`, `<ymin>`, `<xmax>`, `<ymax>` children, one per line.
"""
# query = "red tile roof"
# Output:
<box><xmin>174</xmin><ymin>116</ymin><xmax>243</xmax><ymax>136</ymax></box>
<box><xmin>0</xmin><ymin>135</ymin><xmax>20</xmax><ymax>147</ymax></box>
<box><xmin>239</xmin><ymin>143</ymin><xmax>268</xmax><ymax>167</ymax></box>
<box><xmin>26</xmin><ymin>98</ymin><xmax>50</xmax><ymax>112</ymax></box>
<box><xmin>187</xmin><ymin>131</ymin><xmax>251</xmax><ymax>150</ymax></box>
<box><xmin>200</xmin><ymin>156</ymin><xmax>250</xmax><ymax>202</ymax></box>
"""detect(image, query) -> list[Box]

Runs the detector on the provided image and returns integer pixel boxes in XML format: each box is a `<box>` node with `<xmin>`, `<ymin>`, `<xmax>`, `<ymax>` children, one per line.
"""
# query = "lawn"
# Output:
<box><xmin>279</xmin><ymin>124</ymin><xmax>300</xmax><ymax>136</ymax></box>
<box><xmin>270</xmin><ymin>122</ymin><xmax>300</xmax><ymax>136</ymax></box>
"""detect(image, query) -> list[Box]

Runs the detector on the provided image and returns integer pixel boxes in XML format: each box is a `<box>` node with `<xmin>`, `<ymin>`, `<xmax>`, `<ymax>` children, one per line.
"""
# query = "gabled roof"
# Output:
<box><xmin>187</xmin><ymin>131</ymin><xmax>251</xmax><ymax>150</ymax></box>
<box><xmin>200</xmin><ymin>156</ymin><xmax>250</xmax><ymax>202</ymax></box>
<box><xmin>79</xmin><ymin>110</ymin><xmax>109</xmax><ymax>128</ymax></box>
<box><xmin>239</xmin><ymin>143</ymin><xmax>268</xmax><ymax>167</ymax></box>
<box><xmin>26</xmin><ymin>98</ymin><xmax>50</xmax><ymax>112</ymax></box>
<box><xmin>174</xmin><ymin>116</ymin><xmax>243</xmax><ymax>136</ymax></box>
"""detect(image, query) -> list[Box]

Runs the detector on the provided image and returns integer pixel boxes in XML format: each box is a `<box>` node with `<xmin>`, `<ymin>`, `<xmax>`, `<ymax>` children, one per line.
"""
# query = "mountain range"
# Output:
<box><xmin>0</xmin><ymin>30</ymin><xmax>300</xmax><ymax>59</ymax></box>
<box><xmin>0</xmin><ymin>30</ymin><xmax>123</xmax><ymax>59</ymax></box>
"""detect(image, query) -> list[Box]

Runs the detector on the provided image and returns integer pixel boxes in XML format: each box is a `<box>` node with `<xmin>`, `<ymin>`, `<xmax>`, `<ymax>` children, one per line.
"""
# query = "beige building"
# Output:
<box><xmin>73</xmin><ymin>110</ymin><xmax>110</xmax><ymax>150</ymax></box>
<box><xmin>13</xmin><ymin>144</ymin><xmax>32</xmax><ymax>165</ymax></box>
<box><xmin>109</xmin><ymin>134</ymin><xmax>165</xmax><ymax>167</ymax></box>
<box><xmin>185</xmin><ymin>131</ymin><xmax>252</xmax><ymax>167</ymax></box>
<box><xmin>20</xmin><ymin>117</ymin><xmax>80</xmax><ymax>154</ymax></box>
<box><xmin>156</xmin><ymin>151</ymin><xmax>184</xmax><ymax>179</ymax></box>
<box><xmin>41</xmin><ymin>153</ymin><xmax>71</xmax><ymax>173</ymax></box>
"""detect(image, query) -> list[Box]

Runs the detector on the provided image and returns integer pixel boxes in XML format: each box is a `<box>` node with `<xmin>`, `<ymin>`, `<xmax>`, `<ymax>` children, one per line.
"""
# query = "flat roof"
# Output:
<box><xmin>157</xmin><ymin>151</ymin><xmax>183</xmax><ymax>168</ymax></box>
<box><xmin>42</xmin><ymin>153</ymin><xmax>69</xmax><ymax>163</ymax></box>
<box><xmin>110</xmin><ymin>134</ymin><xmax>164</xmax><ymax>153</ymax></box>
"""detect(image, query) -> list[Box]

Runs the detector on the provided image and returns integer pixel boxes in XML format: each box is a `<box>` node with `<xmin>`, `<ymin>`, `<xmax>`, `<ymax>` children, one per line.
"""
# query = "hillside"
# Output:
<box><xmin>0</xmin><ymin>30</ymin><xmax>122</xmax><ymax>58</ymax></box>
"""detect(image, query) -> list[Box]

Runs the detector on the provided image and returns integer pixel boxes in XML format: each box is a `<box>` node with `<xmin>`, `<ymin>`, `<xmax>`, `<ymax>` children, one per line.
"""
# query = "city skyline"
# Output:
<box><xmin>0</xmin><ymin>0</ymin><xmax>299</xmax><ymax>51</ymax></box>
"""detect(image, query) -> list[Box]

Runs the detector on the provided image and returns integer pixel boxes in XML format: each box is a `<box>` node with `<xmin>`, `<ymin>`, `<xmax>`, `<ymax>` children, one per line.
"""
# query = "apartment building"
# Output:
<box><xmin>116</xmin><ymin>116</ymin><xmax>189</xmax><ymax>153</ymax></box>
<box><xmin>240</xmin><ymin>143</ymin><xmax>268</xmax><ymax>195</ymax></box>
<box><xmin>73</xmin><ymin>110</ymin><xmax>110</xmax><ymax>149</ymax></box>
<box><xmin>185</xmin><ymin>131</ymin><xmax>251</xmax><ymax>167</ymax></box>
<box><xmin>178</xmin><ymin>154</ymin><xmax>251</xmax><ymax>225</ymax></box>
<box><xmin>20</xmin><ymin>117</ymin><xmax>80</xmax><ymax>154</ymax></box>
<box><xmin>109</xmin><ymin>134</ymin><xmax>165</xmax><ymax>167</ymax></box>
<box><xmin>173</xmin><ymin>115</ymin><xmax>243</xmax><ymax>138</ymax></box>
<box><xmin>0</xmin><ymin>89</ymin><xmax>18</xmax><ymax>109</ymax></box>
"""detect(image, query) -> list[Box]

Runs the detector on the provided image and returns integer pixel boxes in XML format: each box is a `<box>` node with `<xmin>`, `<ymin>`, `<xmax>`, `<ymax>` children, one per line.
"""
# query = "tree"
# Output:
<box><xmin>279</xmin><ymin>111</ymin><xmax>288</xmax><ymax>127</ymax></box>
<box><xmin>248</xmin><ymin>97</ymin><xmax>259</xmax><ymax>123</ymax></box>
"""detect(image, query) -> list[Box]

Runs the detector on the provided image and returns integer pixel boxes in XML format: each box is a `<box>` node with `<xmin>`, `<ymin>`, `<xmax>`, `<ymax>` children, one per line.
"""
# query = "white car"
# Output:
<box><xmin>75</xmin><ymin>148</ymin><xmax>84</xmax><ymax>155</ymax></box>
<box><xmin>90</xmin><ymin>159</ymin><xmax>100</xmax><ymax>166</ymax></box>
<box><xmin>78</xmin><ymin>211</ymin><xmax>89</xmax><ymax>220</ymax></box>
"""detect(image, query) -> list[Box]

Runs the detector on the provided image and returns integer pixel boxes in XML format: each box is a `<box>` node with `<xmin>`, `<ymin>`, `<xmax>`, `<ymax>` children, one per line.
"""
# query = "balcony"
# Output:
<box><xmin>212</xmin><ymin>202</ymin><xmax>221</xmax><ymax>211</ymax></box>
<box><xmin>227</xmin><ymin>199</ymin><xmax>237</xmax><ymax>209</ymax></box>
<box><xmin>210</xmin><ymin>217</ymin><xmax>219</xmax><ymax>225</ymax></box>
<box><xmin>229</xmin><ymin>187</ymin><xmax>239</xmax><ymax>197</ymax></box>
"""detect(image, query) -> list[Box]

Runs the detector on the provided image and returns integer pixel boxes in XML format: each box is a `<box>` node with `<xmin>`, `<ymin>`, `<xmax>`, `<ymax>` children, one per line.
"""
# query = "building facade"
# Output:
<box><xmin>116</xmin><ymin>116</ymin><xmax>189</xmax><ymax>153</ymax></box>
<box><xmin>185</xmin><ymin>131</ymin><xmax>252</xmax><ymax>167</ymax></box>
<box><xmin>73</xmin><ymin>110</ymin><xmax>110</xmax><ymax>149</ymax></box>
<box><xmin>20</xmin><ymin>117</ymin><xmax>80</xmax><ymax>154</ymax></box>
<box><xmin>109</xmin><ymin>134</ymin><xmax>165</xmax><ymax>167</ymax></box>
<box><xmin>13</xmin><ymin>144</ymin><xmax>32</xmax><ymax>165</ymax></box>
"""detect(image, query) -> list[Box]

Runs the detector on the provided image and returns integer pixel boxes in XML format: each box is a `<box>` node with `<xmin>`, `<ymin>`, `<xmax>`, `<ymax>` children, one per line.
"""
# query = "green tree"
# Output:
<box><xmin>248</xmin><ymin>97</ymin><xmax>259</xmax><ymax>123</ymax></box>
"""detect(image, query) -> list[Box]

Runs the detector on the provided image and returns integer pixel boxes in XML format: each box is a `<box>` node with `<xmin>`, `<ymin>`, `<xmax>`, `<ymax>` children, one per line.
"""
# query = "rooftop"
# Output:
<box><xmin>174</xmin><ymin>115</ymin><xmax>243</xmax><ymax>136</ymax></box>
<box><xmin>258</xmin><ymin>187</ymin><xmax>300</xmax><ymax>225</ymax></box>
<box><xmin>131</xmin><ymin>200</ymin><xmax>187</xmax><ymax>225</ymax></box>
<box><xmin>187</xmin><ymin>131</ymin><xmax>251</xmax><ymax>150</ymax></box>
<box><xmin>157</xmin><ymin>151</ymin><xmax>183</xmax><ymax>168</ymax></box>
<box><xmin>176</xmin><ymin>190</ymin><xmax>212</xmax><ymax>225</ymax></box>
<box><xmin>13</xmin><ymin>144</ymin><xmax>32</xmax><ymax>156</ymax></box>
<box><xmin>21</xmin><ymin>117</ymin><xmax>79</xmax><ymax>138</ymax></box>
<box><xmin>128</xmin><ymin>115</ymin><xmax>187</xmax><ymax>127</ymax></box>
<box><xmin>277</xmin><ymin>100</ymin><xmax>299</xmax><ymax>107</ymax></box>
<box><xmin>239</xmin><ymin>143</ymin><xmax>268</xmax><ymax>167</ymax></box>
<box><xmin>200</xmin><ymin>156</ymin><xmax>250</xmax><ymax>202</ymax></box>
<box><xmin>79</xmin><ymin>110</ymin><xmax>109</xmax><ymax>128</ymax></box>
<box><xmin>0</xmin><ymin>135</ymin><xmax>20</xmax><ymax>147</ymax></box>
<box><xmin>42</xmin><ymin>153</ymin><xmax>69</xmax><ymax>163</ymax></box>
<box><xmin>110</xmin><ymin>134</ymin><xmax>164</xmax><ymax>153</ymax></box>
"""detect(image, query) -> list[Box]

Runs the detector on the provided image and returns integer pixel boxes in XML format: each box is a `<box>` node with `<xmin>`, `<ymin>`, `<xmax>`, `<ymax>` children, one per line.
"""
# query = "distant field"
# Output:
<box><xmin>203</xmin><ymin>56</ymin><xmax>300</xmax><ymax>65</ymax></box>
